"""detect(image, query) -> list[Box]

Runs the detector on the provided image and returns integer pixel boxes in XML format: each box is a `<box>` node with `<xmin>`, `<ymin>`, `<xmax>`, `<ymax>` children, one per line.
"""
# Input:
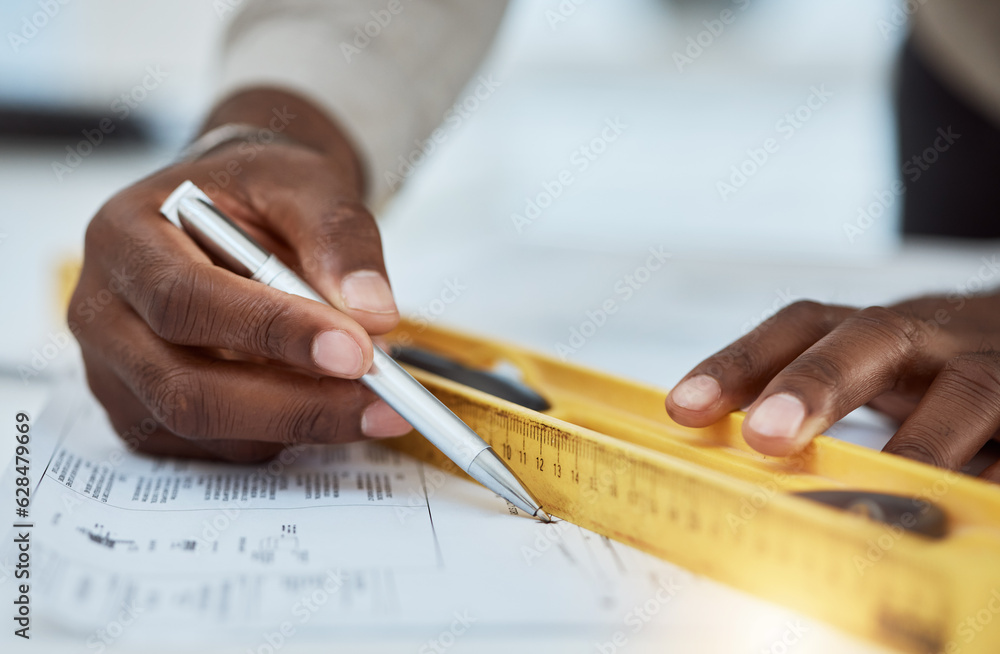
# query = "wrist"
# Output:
<box><xmin>199</xmin><ymin>87</ymin><xmax>367</xmax><ymax>198</ymax></box>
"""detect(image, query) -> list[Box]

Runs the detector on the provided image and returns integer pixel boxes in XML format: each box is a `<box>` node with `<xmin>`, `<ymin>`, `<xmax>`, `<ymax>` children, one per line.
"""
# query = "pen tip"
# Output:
<box><xmin>535</xmin><ymin>509</ymin><xmax>552</xmax><ymax>523</ymax></box>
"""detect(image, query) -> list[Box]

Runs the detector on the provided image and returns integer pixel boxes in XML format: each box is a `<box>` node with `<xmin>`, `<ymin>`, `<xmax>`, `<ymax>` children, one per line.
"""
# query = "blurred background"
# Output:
<box><xmin>2</xmin><ymin>5</ymin><xmax>996</xmax><ymax>650</ymax></box>
<box><xmin>0</xmin><ymin>0</ymin><xmax>962</xmax><ymax>413</ymax></box>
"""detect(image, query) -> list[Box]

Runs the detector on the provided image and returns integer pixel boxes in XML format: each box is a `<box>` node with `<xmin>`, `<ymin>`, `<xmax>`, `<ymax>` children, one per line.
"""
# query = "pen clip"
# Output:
<box><xmin>159</xmin><ymin>180</ymin><xmax>210</xmax><ymax>228</ymax></box>
<box><xmin>159</xmin><ymin>181</ymin><xmax>270</xmax><ymax>277</ymax></box>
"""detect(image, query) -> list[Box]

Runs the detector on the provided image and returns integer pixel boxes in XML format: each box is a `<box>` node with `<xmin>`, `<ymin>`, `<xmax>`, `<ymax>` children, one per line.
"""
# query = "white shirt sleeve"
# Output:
<box><xmin>217</xmin><ymin>0</ymin><xmax>509</xmax><ymax>208</ymax></box>
<box><xmin>910</xmin><ymin>0</ymin><xmax>1000</xmax><ymax>129</ymax></box>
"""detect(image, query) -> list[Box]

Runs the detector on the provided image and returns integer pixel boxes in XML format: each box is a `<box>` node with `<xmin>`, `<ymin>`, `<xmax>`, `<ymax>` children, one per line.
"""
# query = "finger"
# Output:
<box><xmin>741</xmin><ymin>307</ymin><xmax>928</xmax><ymax>457</ymax></box>
<box><xmin>883</xmin><ymin>352</ymin><xmax>1000</xmax><ymax>470</ymax></box>
<box><xmin>93</xmin><ymin>211</ymin><xmax>377</xmax><ymax>380</ymax></box>
<box><xmin>81</xmin><ymin>346</ymin><xmax>286</xmax><ymax>462</ymax></box>
<box><xmin>666</xmin><ymin>301</ymin><xmax>853</xmax><ymax>427</ymax></box>
<box><xmin>237</xmin><ymin>170</ymin><xmax>399</xmax><ymax>334</ymax></box>
<box><xmin>980</xmin><ymin>460</ymin><xmax>1000</xmax><ymax>484</ymax></box>
<box><xmin>91</xmin><ymin>300</ymin><xmax>412</xmax><ymax>443</ymax></box>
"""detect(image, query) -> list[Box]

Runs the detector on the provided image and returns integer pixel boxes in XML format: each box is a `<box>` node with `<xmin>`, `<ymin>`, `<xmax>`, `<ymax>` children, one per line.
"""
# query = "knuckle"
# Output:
<box><xmin>144</xmin><ymin>265</ymin><xmax>205</xmax><ymax>343</ymax></box>
<box><xmin>775</xmin><ymin>300</ymin><xmax>842</xmax><ymax>336</ymax></box>
<box><xmin>941</xmin><ymin>352</ymin><xmax>1000</xmax><ymax>401</ymax></box>
<box><xmin>147</xmin><ymin>367</ymin><xmax>205</xmax><ymax>438</ymax></box>
<box><xmin>780</xmin><ymin>353</ymin><xmax>845</xmax><ymax>393</ymax></box>
<box><xmin>144</xmin><ymin>262</ymin><xmax>295</xmax><ymax>359</ymax></box>
<box><xmin>67</xmin><ymin>281</ymin><xmax>93</xmax><ymax>338</ymax></box>
<box><xmin>236</xmin><ymin>297</ymin><xmax>295</xmax><ymax>360</ymax></box>
<box><xmin>278</xmin><ymin>400</ymin><xmax>342</xmax><ymax>445</ymax></box>
<box><xmin>90</xmin><ymin>193</ymin><xmax>127</xmax><ymax>230</ymax></box>
<box><xmin>781</xmin><ymin>300</ymin><xmax>825</xmax><ymax>320</ymax></box>
<box><xmin>887</xmin><ymin>436</ymin><xmax>952</xmax><ymax>469</ymax></box>
<box><xmin>708</xmin><ymin>342</ymin><xmax>769</xmax><ymax>382</ymax></box>
<box><xmin>83</xmin><ymin>210</ymin><xmax>111</xmax><ymax>253</ymax></box>
<box><xmin>775</xmin><ymin>300</ymin><xmax>829</xmax><ymax>324</ymax></box>
<box><xmin>852</xmin><ymin>306</ymin><xmax>922</xmax><ymax>351</ymax></box>
<box><xmin>86</xmin><ymin>193</ymin><xmax>142</xmax><ymax>253</ymax></box>
<box><xmin>947</xmin><ymin>350</ymin><xmax>1000</xmax><ymax>370</ymax></box>
<box><xmin>275</xmin><ymin>380</ymin><xmax>363</xmax><ymax>445</ymax></box>
<box><xmin>312</xmin><ymin>202</ymin><xmax>378</xmax><ymax>256</ymax></box>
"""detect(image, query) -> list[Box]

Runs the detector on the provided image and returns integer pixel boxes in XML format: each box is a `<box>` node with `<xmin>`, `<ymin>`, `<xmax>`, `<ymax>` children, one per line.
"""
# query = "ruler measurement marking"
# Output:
<box><xmin>403</xmin><ymin>369</ymin><xmax>971</xmax><ymax>654</ymax></box>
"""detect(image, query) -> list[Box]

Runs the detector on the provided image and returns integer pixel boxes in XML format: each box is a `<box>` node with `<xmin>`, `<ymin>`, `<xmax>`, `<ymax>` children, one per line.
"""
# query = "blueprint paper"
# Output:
<box><xmin>0</xmin><ymin>384</ymin><xmax>886</xmax><ymax>653</ymax></box>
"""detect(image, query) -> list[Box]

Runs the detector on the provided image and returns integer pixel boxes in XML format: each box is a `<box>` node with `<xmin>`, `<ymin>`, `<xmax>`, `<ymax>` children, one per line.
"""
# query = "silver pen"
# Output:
<box><xmin>159</xmin><ymin>181</ymin><xmax>550</xmax><ymax>522</ymax></box>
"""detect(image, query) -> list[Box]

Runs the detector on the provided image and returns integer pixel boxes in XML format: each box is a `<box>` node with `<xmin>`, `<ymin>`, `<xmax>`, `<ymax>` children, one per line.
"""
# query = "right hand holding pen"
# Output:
<box><xmin>70</xmin><ymin>90</ymin><xmax>412</xmax><ymax>462</ymax></box>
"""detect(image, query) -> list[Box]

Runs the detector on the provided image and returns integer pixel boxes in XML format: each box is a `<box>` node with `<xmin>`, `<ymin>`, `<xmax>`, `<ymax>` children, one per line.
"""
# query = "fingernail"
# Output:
<box><xmin>361</xmin><ymin>401</ymin><xmax>412</xmax><ymax>437</ymax></box>
<box><xmin>341</xmin><ymin>271</ymin><xmax>397</xmax><ymax>315</ymax></box>
<box><xmin>670</xmin><ymin>375</ymin><xmax>721</xmax><ymax>411</ymax></box>
<box><xmin>747</xmin><ymin>393</ymin><xmax>806</xmax><ymax>440</ymax></box>
<box><xmin>312</xmin><ymin>330</ymin><xmax>365</xmax><ymax>376</ymax></box>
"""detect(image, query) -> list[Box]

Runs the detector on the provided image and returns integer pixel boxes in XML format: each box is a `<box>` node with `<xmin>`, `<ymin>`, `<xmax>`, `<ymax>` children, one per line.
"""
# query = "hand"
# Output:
<box><xmin>665</xmin><ymin>295</ymin><xmax>1000</xmax><ymax>481</ymax></box>
<box><xmin>70</xmin><ymin>89</ymin><xmax>411</xmax><ymax>462</ymax></box>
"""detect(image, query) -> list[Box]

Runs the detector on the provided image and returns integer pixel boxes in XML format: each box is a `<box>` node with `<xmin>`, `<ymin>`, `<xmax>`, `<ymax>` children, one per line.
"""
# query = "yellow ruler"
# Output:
<box><xmin>385</xmin><ymin>320</ymin><xmax>1000</xmax><ymax>654</ymax></box>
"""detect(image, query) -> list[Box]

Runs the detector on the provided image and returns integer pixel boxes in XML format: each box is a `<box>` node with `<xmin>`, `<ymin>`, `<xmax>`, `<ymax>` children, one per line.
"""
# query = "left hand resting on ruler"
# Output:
<box><xmin>665</xmin><ymin>294</ymin><xmax>1000</xmax><ymax>482</ymax></box>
